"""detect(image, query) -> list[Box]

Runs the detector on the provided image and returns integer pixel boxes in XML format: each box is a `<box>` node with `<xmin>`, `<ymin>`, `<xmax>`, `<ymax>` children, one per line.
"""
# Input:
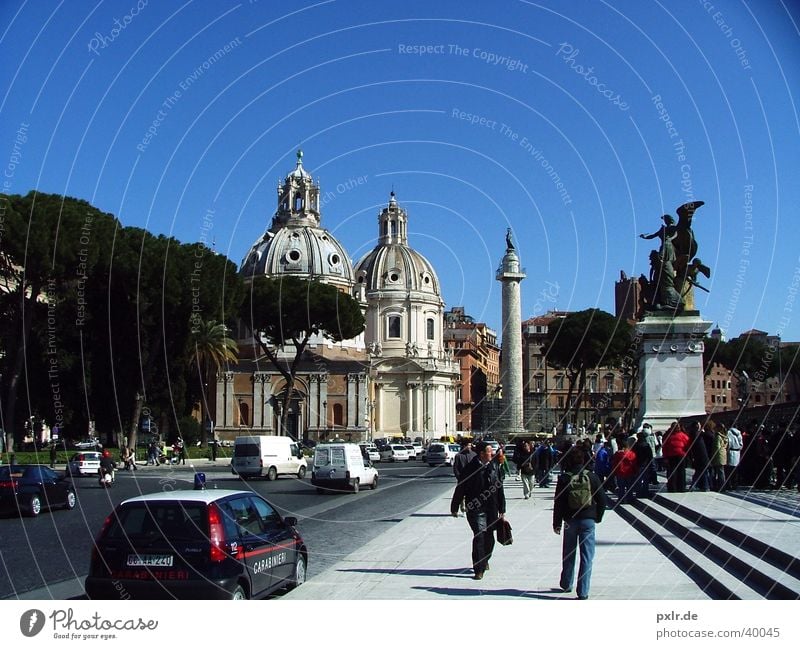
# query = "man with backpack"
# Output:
<box><xmin>553</xmin><ymin>446</ymin><xmax>606</xmax><ymax>600</ymax></box>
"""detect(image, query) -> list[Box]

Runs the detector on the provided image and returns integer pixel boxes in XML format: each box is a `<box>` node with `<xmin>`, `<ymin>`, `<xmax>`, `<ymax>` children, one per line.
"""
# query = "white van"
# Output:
<box><xmin>231</xmin><ymin>436</ymin><xmax>307</xmax><ymax>481</ymax></box>
<box><xmin>311</xmin><ymin>443</ymin><xmax>378</xmax><ymax>493</ymax></box>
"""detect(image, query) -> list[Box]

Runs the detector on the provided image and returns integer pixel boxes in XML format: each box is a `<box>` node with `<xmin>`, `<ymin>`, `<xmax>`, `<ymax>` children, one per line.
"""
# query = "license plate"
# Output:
<box><xmin>127</xmin><ymin>554</ymin><xmax>174</xmax><ymax>567</ymax></box>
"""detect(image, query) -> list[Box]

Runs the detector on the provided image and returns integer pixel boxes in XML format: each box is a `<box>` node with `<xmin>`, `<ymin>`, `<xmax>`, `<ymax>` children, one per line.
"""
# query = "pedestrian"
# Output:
<box><xmin>633</xmin><ymin>432</ymin><xmax>654</xmax><ymax>498</ymax></box>
<box><xmin>535</xmin><ymin>440</ymin><xmax>555</xmax><ymax>487</ymax></box>
<box><xmin>517</xmin><ymin>441</ymin><xmax>536</xmax><ymax>500</ymax></box>
<box><xmin>553</xmin><ymin>446</ymin><xmax>606</xmax><ymax>600</ymax></box>
<box><xmin>495</xmin><ymin>445</ymin><xmax>511</xmax><ymax>481</ymax></box>
<box><xmin>610</xmin><ymin>436</ymin><xmax>638</xmax><ymax>504</ymax></box>
<box><xmin>450</xmin><ymin>440</ymin><xmax>506</xmax><ymax>580</ymax></box>
<box><xmin>176</xmin><ymin>437</ymin><xmax>186</xmax><ymax>465</ymax></box>
<box><xmin>453</xmin><ymin>441</ymin><xmax>476</xmax><ymax>513</ymax></box>
<box><xmin>688</xmin><ymin>421</ymin><xmax>710</xmax><ymax>492</ymax></box>
<box><xmin>661</xmin><ymin>422</ymin><xmax>690</xmax><ymax>493</ymax></box>
<box><xmin>725</xmin><ymin>426</ymin><xmax>743</xmax><ymax>490</ymax></box>
<box><xmin>710</xmin><ymin>424</ymin><xmax>728</xmax><ymax>491</ymax></box>
<box><xmin>594</xmin><ymin>441</ymin><xmax>613</xmax><ymax>492</ymax></box>
<box><xmin>49</xmin><ymin>442</ymin><xmax>58</xmax><ymax>469</ymax></box>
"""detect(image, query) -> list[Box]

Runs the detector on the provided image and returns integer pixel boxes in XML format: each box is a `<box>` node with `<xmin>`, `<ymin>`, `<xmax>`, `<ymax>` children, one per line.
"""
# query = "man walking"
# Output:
<box><xmin>451</xmin><ymin>441</ymin><xmax>506</xmax><ymax>580</ymax></box>
<box><xmin>553</xmin><ymin>446</ymin><xmax>606</xmax><ymax>600</ymax></box>
<box><xmin>452</xmin><ymin>440</ymin><xmax>476</xmax><ymax>513</ymax></box>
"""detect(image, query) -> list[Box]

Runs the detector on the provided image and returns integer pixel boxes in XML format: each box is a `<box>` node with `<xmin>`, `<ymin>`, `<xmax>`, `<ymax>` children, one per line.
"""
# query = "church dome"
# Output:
<box><xmin>354</xmin><ymin>192</ymin><xmax>441</xmax><ymax>297</ymax></box>
<box><xmin>240</xmin><ymin>151</ymin><xmax>355</xmax><ymax>291</ymax></box>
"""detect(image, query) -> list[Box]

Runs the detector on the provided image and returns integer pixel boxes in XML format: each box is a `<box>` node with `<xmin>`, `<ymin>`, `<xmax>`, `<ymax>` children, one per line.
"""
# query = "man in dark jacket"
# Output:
<box><xmin>553</xmin><ymin>446</ymin><xmax>606</xmax><ymax>600</ymax></box>
<box><xmin>452</xmin><ymin>441</ymin><xmax>476</xmax><ymax>513</ymax></box>
<box><xmin>451</xmin><ymin>441</ymin><xmax>505</xmax><ymax>580</ymax></box>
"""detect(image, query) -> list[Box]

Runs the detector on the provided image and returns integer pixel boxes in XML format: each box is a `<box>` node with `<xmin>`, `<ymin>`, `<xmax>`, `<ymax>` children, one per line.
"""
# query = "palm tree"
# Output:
<box><xmin>188</xmin><ymin>320</ymin><xmax>238</xmax><ymax>446</ymax></box>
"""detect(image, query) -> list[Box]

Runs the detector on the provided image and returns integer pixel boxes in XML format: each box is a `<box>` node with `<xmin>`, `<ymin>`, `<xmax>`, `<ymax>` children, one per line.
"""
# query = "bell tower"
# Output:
<box><xmin>378</xmin><ymin>191</ymin><xmax>408</xmax><ymax>245</ymax></box>
<box><xmin>272</xmin><ymin>149</ymin><xmax>321</xmax><ymax>230</ymax></box>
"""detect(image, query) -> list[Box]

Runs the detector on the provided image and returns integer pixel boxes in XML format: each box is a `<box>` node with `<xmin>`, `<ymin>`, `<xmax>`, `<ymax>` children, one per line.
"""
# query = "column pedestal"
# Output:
<box><xmin>636</xmin><ymin>312</ymin><xmax>711</xmax><ymax>431</ymax></box>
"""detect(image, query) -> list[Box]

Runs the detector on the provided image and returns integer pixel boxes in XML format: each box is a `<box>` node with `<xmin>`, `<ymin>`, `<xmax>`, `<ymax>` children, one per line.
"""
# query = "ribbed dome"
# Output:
<box><xmin>241</xmin><ymin>224</ymin><xmax>355</xmax><ymax>290</ymax></box>
<box><xmin>353</xmin><ymin>192</ymin><xmax>441</xmax><ymax>297</ymax></box>
<box><xmin>240</xmin><ymin>151</ymin><xmax>355</xmax><ymax>291</ymax></box>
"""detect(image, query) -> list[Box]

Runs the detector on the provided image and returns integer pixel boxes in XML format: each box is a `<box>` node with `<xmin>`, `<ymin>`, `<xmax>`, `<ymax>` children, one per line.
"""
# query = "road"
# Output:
<box><xmin>0</xmin><ymin>459</ymin><xmax>457</xmax><ymax>599</ymax></box>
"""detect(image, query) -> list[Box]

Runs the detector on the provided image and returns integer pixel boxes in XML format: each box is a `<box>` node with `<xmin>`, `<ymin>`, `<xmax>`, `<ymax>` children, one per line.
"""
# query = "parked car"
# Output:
<box><xmin>85</xmin><ymin>489</ymin><xmax>307</xmax><ymax>599</ymax></box>
<box><xmin>426</xmin><ymin>442</ymin><xmax>459</xmax><ymax>467</ymax></box>
<box><xmin>73</xmin><ymin>438</ymin><xmax>99</xmax><ymax>450</ymax></box>
<box><xmin>502</xmin><ymin>444</ymin><xmax>516</xmax><ymax>463</ymax></box>
<box><xmin>403</xmin><ymin>444</ymin><xmax>417</xmax><ymax>460</ymax></box>
<box><xmin>380</xmin><ymin>444</ymin><xmax>410</xmax><ymax>462</ymax></box>
<box><xmin>360</xmin><ymin>445</ymin><xmax>381</xmax><ymax>462</ymax></box>
<box><xmin>410</xmin><ymin>442</ymin><xmax>424</xmax><ymax>459</ymax></box>
<box><xmin>66</xmin><ymin>451</ymin><xmax>102</xmax><ymax>476</ymax></box>
<box><xmin>0</xmin><ymin>465</ymin><xmax>77</xmax><ymax>517</ymax></box>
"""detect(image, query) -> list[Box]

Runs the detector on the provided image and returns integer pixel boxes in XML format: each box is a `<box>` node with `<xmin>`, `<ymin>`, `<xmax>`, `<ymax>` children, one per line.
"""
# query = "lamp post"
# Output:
<box><xmin>321</xmin><ymin>401</ymin><xmax>327</xmax><ymax>443</ymax></box>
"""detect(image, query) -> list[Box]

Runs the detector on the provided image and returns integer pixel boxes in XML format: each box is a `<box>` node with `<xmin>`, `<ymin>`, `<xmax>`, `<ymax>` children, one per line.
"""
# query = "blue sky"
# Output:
<box><xmin>2</xmin><ymin>0</ymin><xmax>799</xmax><ymax>340</ymax></box>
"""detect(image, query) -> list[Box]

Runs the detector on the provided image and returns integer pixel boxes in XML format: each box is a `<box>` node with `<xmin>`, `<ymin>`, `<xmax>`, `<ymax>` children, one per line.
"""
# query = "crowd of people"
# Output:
<box><xmin>447</xmin><ymin>420</ymin><xmax>800</xmax><ymax>598</ymax></box>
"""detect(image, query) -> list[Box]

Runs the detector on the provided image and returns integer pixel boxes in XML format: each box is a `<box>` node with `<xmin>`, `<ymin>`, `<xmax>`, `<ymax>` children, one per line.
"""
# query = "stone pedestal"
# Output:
<box><xmin>636</xmin><ymin>312</ymin><xmax>711</xmax><ymax>431</ymax></box>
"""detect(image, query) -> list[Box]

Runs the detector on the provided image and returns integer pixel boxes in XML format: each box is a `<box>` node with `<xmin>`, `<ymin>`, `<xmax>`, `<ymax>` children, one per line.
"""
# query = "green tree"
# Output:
<box><xmin>0</xmin><ymin>192</ymin><xmax>119</xmax><ymax>450</ymax></box>
<box><xmin>544</xmin><ymin>308</ymin><xmax>632</xmax><ymax>432</ymax></box>
<box><xmin>188</xmin><ymin>319</ymin><xmax>238</xmax><ymax>446</ymax></box>
<box><xmin>240</xmin><ymin>276</ymin><xmax>365</xmax><ymax>437</ymax></box>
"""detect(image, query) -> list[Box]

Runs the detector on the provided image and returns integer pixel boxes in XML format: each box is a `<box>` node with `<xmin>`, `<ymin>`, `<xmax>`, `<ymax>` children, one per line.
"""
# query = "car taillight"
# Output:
<box><xmin>345</xmin><ymin>471</ymin><xmax>350</xmax><ymax>480</ymax></box>
<box><xmin>77</xmin><ymin>454</ymin><xmax>84</xmax><ymax>462</ymax></box>
<box><xmin>208</xmin><ymin>504</ymin><xmax>227</xmax><ymax>563</ymax></box>
<box><xmin>0</xmin><ymin>480</ymin><xmax>17</xmax><ymax>489</ymax></box>
<box><xmin>90</xmin><ymin>512</ymin><xmax>115</xmax><ymax>566</ymax></box>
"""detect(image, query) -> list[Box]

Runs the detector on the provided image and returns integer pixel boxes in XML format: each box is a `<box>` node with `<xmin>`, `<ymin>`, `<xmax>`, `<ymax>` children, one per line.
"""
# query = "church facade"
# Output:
<box><xmin>211</xmin><ymin>153</ymin><xmax>457</xmax><ymax>443</ymax></box>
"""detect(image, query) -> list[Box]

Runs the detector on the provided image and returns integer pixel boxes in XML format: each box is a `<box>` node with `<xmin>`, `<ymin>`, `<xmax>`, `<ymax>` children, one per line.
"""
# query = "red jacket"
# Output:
<box><xmin>661</xmin><ymin>429</ymin><xmax>690</xmax><ymax>458</ymax></box>
<box><xmin>611</xmin><ymin>449</ymin><xmax>638</xmax><ymax>479</ymax></box>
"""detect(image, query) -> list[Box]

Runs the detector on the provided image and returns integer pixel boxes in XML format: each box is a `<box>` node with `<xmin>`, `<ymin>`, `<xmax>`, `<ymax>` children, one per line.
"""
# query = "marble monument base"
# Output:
<box><xmin>636</xmin><ymin>312</ymin><xmax>711</xmax><ymax>432</ymax></box>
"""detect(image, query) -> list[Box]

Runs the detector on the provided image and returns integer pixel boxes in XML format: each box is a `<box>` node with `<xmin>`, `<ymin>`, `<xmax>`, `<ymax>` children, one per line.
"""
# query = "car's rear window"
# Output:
<box><xmin>234</xmin><ymin>443</ymin><xmax>259</xmax><ymax>457</ymax></box>
<box><xmin>429</xmin><ymin>444</ymin><xmax>445</xmax><ymax>452</ymax></box>
<box><xmin>449</xmin><ymin>445</ymin><xmax>461</xmax><ymax>452</ymax></box>
<box><xmin>315</xmin><ymin>448</ymin><xmax>330</xmax><ymax>465</ymax></box>
<box><xmin>105</xmin><ymin>503</ymin><xmax>208</xmax><ymax>541</ymax></box>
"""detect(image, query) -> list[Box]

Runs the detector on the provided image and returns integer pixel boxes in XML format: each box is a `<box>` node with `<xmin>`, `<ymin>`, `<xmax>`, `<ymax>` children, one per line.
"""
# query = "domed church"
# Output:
<box><xmin>355</xmin><ymin>192</ymin><xmax>459</xmax><ymax>440</ymax></box>
<box><xmin>212</xmin><ymin>153</ymin><xmax>457</xmax><ymax>443</ymax></box>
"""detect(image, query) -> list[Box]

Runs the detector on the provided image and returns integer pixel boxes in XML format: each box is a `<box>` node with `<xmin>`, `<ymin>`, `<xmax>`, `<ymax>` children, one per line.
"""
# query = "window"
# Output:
<box><xmin>294</xmin><ymin>194</ymin><xmax>303</xmax><ymax>211</ymax></box>
<box><xmin>534</xmin><ymin>375</ymin><xmax>544</xmax><ymax>392</ymax></box>
<box><xmin>387</xmin><ymin>315</ymin><xmax>401</xmax><ymax>338</ymax></box>
<box><xmin>238</xmin><ymin>402</ymin><xmax>250</xmax><ymax>427</ymax></box>
<box><xmin>588</xmin><ymin>375</ymin><xmax>598</xmax><ymax>393</ymax></box>
<box><xmin>555</xmin><ymin>375</ymin><xmax>564</xmax><ymax>390</ymax></box>
<box><xmin>426</xmin><ymin>318</ymin><xmax>435</xmax><ymax>340</ymax></box>
<box><xmin>623</xmin><ymin>375</ymin><xmax>631</xmax><ymax>393</ymax></box>
<box><xmin>534</xmin><ymin>357</ymin><xmax>545</xmax><ymax>370</ymax></box>
<box><xmin>557</xmin><ymin>396</ymin><xmax>565</xmax><ymax>409</ymax></box>
<box><xmin>605</xmin><ymin>375</ymin><xmax>614</xmax><ymax>393</ymax></box>
<box><xmin>722</xmin><ymin>395</ymin><xmax>727</xmax><ymax>404</ymax></box>
<box><xmin>333</xmin><ymin>403</ymin><xmax>344</xmax><ymax>426</ymax></box>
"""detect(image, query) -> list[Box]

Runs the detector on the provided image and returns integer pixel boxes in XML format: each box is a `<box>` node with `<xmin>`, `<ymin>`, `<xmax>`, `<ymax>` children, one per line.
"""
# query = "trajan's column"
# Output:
<box><xmin>497</xmin><ymin>229</ymin><xmax>526</xmax><ymax>434</ymax></box>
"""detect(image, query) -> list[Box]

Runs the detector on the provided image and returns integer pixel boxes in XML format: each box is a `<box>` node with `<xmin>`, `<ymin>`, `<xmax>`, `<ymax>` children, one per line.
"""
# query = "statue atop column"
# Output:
<box><xmin>639</xmin><ymin>201</ymin><xmax>710</xmax><ymax>313</ymax></box>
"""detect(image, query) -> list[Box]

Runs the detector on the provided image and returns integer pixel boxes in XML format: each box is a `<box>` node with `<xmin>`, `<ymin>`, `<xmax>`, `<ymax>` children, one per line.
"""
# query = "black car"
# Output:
<box><xmin>85</xmin><ymin>489</ymin><xmax>308</xmax><ymax>600</ymax></box>
<box><xmin>0</xmin><ymin>465</ymin><xmax>77</xmax><ymax>516</ymax></box>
